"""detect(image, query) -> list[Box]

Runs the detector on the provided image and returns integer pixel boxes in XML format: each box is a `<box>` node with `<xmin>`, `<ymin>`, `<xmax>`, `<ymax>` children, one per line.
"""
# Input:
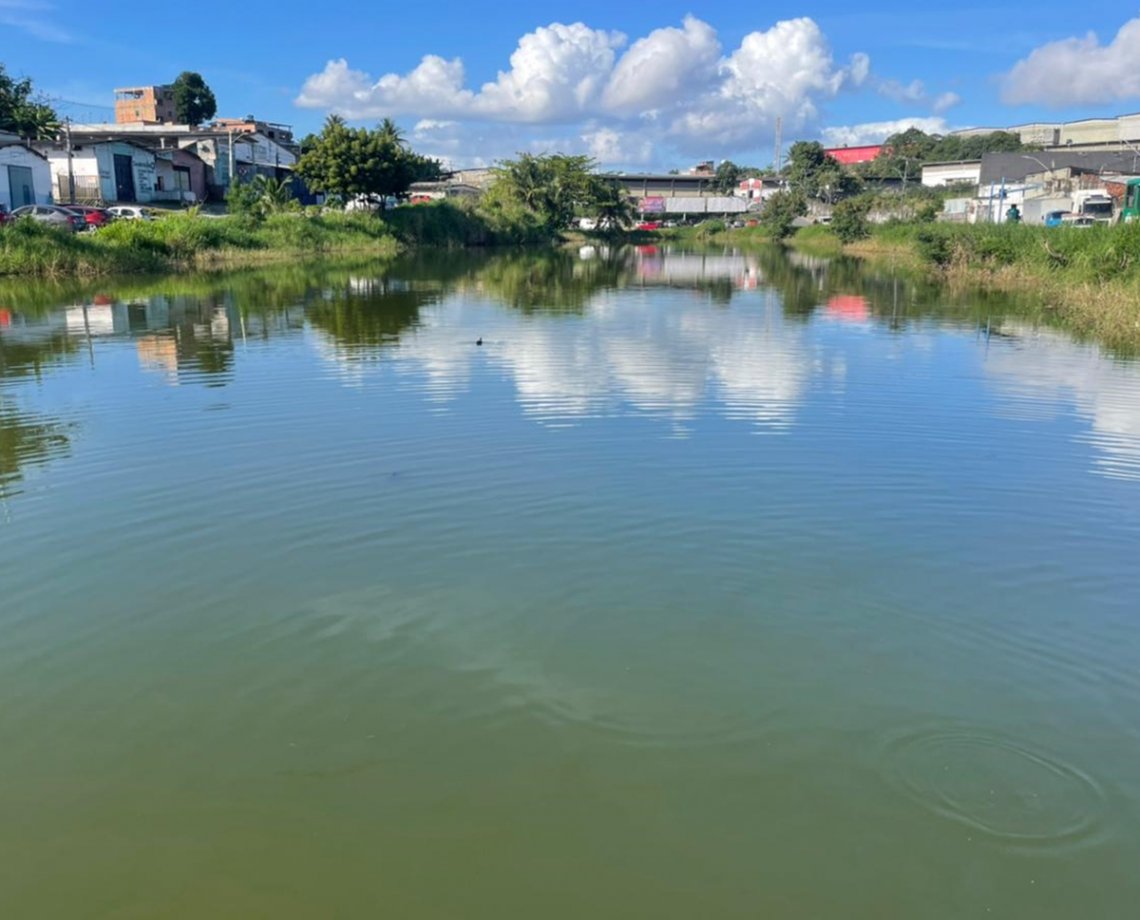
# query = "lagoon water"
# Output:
<box><xmin>2</xmin><ymin>247</ymin><xmax>1140</xmax><ymax>917</ymax></box>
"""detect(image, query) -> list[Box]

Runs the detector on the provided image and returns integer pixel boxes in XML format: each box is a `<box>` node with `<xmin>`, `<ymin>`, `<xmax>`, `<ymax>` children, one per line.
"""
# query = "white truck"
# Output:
<box><xmin>1070</xmin><ymin>190</ymin><xmax>1115</xmax><ymax>224</ymax></box>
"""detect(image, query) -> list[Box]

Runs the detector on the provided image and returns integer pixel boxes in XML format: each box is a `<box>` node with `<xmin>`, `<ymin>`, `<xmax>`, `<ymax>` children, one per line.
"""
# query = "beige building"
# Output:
<box><xmin>115</xmin><ymin>86</ymin><xmax>177</xmax><ymax>125</ymax></box>
<box><xmin>954</xmin><ymin>113</ymin><xmax>1140</xmax><ymax>153</ymax></box>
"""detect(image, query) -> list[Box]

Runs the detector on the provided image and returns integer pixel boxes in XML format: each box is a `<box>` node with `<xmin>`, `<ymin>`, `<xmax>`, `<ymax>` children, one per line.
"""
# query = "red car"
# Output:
<box><xmin>637</xmin><ymin>221</ymin><xmax>661</xmax><ymax>231</ymax></box>
<box><xmin>63</xmin><ymin>206</ymin><xmax>113</xmax><ymax>230</ymax></box>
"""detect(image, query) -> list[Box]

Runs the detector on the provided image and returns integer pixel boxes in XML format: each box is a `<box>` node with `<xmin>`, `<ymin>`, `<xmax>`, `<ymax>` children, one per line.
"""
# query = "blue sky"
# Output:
<box><xmin>5</xmin><ymin>0</ymin><xmax>1140</xmax><ymax>168</ymax></box>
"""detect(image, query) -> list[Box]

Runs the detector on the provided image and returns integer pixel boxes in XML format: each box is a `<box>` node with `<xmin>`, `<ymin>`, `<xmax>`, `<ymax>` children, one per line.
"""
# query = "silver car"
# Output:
<box><xmin>106</xmin><ymin>206</ymin><xmax>155</xmax><ymax>221</ymax></box>
<box><xmin>10</xmin><ymin>205</ymin><xmax>85</xmax><ymax>232</ymax></box>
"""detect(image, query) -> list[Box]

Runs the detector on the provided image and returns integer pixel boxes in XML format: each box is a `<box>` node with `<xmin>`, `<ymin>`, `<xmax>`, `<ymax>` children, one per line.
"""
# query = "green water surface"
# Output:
<box><xmin>2</xmin><ymin>247</ymin><xmax>1139</xmax><ymax>918</ymax></box>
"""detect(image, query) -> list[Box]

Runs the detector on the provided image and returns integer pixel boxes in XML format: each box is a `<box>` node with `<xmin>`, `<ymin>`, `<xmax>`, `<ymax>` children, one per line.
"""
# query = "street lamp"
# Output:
<box><xmin>227</xmin><ymin>128</ymin><xmax>259</xmax><ymax>189</ymax></box>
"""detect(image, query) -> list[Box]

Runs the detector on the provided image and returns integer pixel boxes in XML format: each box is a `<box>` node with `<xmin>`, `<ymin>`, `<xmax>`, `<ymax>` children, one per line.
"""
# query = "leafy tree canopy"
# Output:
<box><xmin>295</xmin><ymin>115</ymin><xmax>441</xmax><ymax>206</ymax></box>
<box><xmin>172</xmin><ymin>71</ymin><xmax>217</xmax><ymax>126</ymax></box>
<box><xmin>485</xmin><ymin>153</ymin><xmax>630</xmax><ymax>230</ymax></box>
<box><xmin>0</xmin><ymin>64</ymin><xmax>59</xmax><ymax>140</ymax></box>
<box><xmin>785</xmin><ymin>141</ymin><xmax>860</xmax><ymax>201</ymax></box>
<box><xmin>761</xmin><ymin>189</ymin><xmax>808</xmax><ymax>239</ymax></box>
<box><xmin>862</xmin><ymin>128</ymin><xmax>1035</xmax><ymax>180</ymax></box>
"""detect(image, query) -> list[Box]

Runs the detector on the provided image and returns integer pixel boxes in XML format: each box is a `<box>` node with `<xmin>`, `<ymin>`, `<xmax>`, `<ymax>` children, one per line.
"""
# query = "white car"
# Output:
<box><xmin>106</xmin><ymin>206</ymin><xmax>155</xmax><ymax>221</ymax></box>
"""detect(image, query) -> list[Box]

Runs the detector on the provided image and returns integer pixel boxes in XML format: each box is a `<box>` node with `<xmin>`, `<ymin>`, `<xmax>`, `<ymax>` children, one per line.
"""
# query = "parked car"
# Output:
<box><xmin>636</xmin><ymin>221</ymin><xmax>661</xmax><ymax>231</ymax></box>
<box><xmin>9</xmin><ymin>205</ymin><xmax>85</xmax><ymax>232</ymax></box>
<box><xmin>106</xmin><ymin>206</ymin><xmax>155</xmax><ymax>221</ymax></box>
<box><xmin>0</xmin><ymin>203</ymin><xmax>9</xmax><ymax>225</ymax></box>
<box><xmin>63</xmin><ymin>206</ymin><xmax>113</xmax><ymax>230</ymax></box>
<box><xmin>1043</xmin><ymin>210</ymin><xmax>1068</xmax><ymax>227</ymax></box>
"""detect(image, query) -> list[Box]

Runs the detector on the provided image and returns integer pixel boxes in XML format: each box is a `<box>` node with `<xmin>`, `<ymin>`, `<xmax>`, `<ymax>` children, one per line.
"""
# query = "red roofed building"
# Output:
<box><xmin>824</xmin><ymin>145</ymin><xmax>883</xmax><ymax>165</ymax></box>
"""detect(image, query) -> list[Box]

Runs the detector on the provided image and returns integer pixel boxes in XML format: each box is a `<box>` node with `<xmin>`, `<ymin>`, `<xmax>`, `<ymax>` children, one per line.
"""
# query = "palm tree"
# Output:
<box><xmin>251</xmin><ymin>176</ymin><xmax>295</xmax><ymax>215</ymax></box>
<box><xmin>12</xmin><ymin>102</ymin><xmax>59</xmax><ymax>141</ymax></box>
<box><xmin>377</xmin><ymin>117</ymin><xmax>405</xmax><ymax>147</ymax></box>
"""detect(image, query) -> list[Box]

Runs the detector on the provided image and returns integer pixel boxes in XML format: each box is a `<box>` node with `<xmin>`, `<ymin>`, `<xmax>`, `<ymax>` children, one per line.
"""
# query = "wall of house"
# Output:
<box><xmin>172</xmin><ymin>149</ymin><xmax>207</xmax><ymax>201</ymax></box>
<box><xmin>45</xmin><ymin>149</ymin><xmax>101</xmax><ymax>202</ymax></box>
<box><xmin>0</xmin><ymin>146</ymin><xmax>52</xmax><ymax>208</ymax></box>
<box><xmin>234</xmin><ymin>133</ymin><xmax>297</xmax><ymax>170</ymax></box>
<box><xmin>921</xmin><ymin>163</ymin><xmax>982</xmax><ymax>187</ymax></box>
<box><xmin>92</xmin><ymin>143</ymin><xmax>157</xmax><ymax>203</ymax></box>
<box><xmin>153</xmin><ymin>149</ymin><xmax>207</xmax><ymax>202</ymax></box>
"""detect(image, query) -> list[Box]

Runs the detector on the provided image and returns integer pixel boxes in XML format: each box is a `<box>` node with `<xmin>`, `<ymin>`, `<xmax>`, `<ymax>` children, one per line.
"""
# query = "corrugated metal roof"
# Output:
<box><xmin>979</xmin><ymin>151</ymin><xmax>1140</xmax><ymax>184</ymax></box>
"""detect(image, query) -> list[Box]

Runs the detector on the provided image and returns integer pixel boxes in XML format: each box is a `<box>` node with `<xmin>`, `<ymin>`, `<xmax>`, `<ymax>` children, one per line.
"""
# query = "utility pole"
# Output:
<box><xmin>65</xmin><ymin>117</ymin><xmax>76</xmax><ymax>205</ymax></box>
<box><xmin>774</xmin><ymin>116</ymin><xmax>783</xmax><ymax>177</ymax></box>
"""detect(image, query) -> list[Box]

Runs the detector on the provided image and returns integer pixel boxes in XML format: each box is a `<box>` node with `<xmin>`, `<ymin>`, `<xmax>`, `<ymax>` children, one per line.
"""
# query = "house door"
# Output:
<box><xmin>113</xmin><ymin>154</ymin><xmax>136</xmax><ymax>202</ymax></box>
<box><xmin>6</xmin><ymin>165</ymin><xmax>35</xmax><ymax>207</ymax></box>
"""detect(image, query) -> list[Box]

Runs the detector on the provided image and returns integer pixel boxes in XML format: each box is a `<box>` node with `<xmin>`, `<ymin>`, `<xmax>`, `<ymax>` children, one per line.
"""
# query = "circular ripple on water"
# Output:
<box><xmin>880</xmin><ymin>726</ymin><xmax>1109</xmax><ymax>849</ymax></box>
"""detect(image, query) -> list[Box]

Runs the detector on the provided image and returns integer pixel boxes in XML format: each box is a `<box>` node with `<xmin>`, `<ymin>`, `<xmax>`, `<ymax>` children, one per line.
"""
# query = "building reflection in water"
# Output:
<box><xmin>59</xmin><ymin>296</ymin><xmax>237</xmax><ymax>386</ymax></box>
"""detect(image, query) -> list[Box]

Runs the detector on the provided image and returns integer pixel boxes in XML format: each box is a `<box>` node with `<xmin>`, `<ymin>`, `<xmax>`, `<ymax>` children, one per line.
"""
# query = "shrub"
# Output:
<box><xmin>831</xmin><ymin>196</ymin><xmax>872</xmax><ymax>243</ymax></box>
<box><xmin>761</xmin><ymin>190</ymin><xmax>807</xmax><ymax>240</ymax></box>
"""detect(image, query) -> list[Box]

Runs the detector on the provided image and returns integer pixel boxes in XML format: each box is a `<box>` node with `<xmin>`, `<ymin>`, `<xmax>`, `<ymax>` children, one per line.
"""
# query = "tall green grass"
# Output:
<box><xmin>0</xmin><ymin>202</ymin><xmax>552</xmax><ymax>277</ymax></box>
<box><xmin>872</xmin><ymin>221</ymin><xmax>1140</xmax><ymax>284</ymax></box>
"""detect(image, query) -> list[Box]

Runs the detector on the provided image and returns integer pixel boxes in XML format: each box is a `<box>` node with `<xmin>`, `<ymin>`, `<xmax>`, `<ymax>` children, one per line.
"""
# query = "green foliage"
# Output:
<box><xmin>761</xmin><ymin>190</ymin><xmax>808</xmax><ymax>239</ymax></box>
<box><xmin>865</xmin><ymin>128</ymin><xmax>1036</xmax><ymax>181</ymax></box>
<box><xmin>715</xmin><ymin>160</ymin><xmax>743</xmax><ymax>194</ymax></box>
<box><xmin>878</xmin><ymin>221</ymin><xmax>1140</xmax><ymax>283</ymax></box>
<box><xmin>831</xmin><ymin>196</ymin><xmax>873</xmax><ymax>243</ymax></box>
<box><xmin>590</xmin><ymin>180</ymin><xmax>637</xmax><ymax>230</ymax></box>
<box><xmin>785</xmin><ymin>141</ymin><xmax>858</xmax><ymax>202</ymax></box>
<box><xmin>296</xmin><ymin>115</ymin><xmax>441</xmax><ymax>207</ymax></box>
<box><xmin>485</xmin><ymin>153</ymin><xmax>624</xmax><ymax>233</ymax></box>
<box><xmin>0</xmin><ymin>64</ymin><xmax>59</xmax><ymax>140</ymax></box>
<box><xmin>0</xmin><ymin>211</ymin><xmax>402</xmax><ymax>276</ymax></box>
<box><xmin>250</xmin><ymin>176</ymin><xmax>297</xmax><ymax>216</ymax></box>
<box><xmin>226</xmin><ymin>179</ymin><xmax>262</xmax><ymax>217</ymax></box>
<box><xmin>171</xmin><ymin>72</ymin><xmax>217</xmax><ymax>126</ymax></box>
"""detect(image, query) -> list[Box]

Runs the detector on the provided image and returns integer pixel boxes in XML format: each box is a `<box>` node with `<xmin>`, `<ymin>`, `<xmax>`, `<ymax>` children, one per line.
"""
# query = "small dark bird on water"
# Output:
<box><xmin>476</xmin><ymin>337</ymin><xmax>483</xmax><ymax>346</ymax></box>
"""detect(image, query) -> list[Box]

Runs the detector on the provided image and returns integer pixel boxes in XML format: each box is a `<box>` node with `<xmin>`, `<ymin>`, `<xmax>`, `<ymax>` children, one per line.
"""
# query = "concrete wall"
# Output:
<box><xmin>46</xmin><ymin>143</ymin><xmax>157</xmax><ymax>203</ymax></box>
<box><xmin>92</xmin><ymin>143</ymin><xmax>157</xmax><ymax>203</ymax></box>
<box><xmin>1059</xmin><ymin>119</ymin><xmax>1119</xmax><ymax>146</ymax></box>
<box><xmin>155</xmin><ymin>149</ymin><xmax>207</xmax><ymax>202</ymax></box>
<box><xmin>0</xmin><ymin>146</ymin><xmax>52</xmax><ymax>208</ymax></box>
<box><xmin>922</xmin><ymin>162</ymin><xmax>982</xmax><ymax>187</ymax></box>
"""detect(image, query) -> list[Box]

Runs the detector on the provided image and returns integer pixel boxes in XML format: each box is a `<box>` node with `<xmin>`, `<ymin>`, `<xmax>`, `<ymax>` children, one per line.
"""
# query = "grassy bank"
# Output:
<box><xmin>657</xmin><ymin>221</ymin><xmax>774</xmax><ymax>246</ymax></box>
<box><xmin>791</xmin><ymin>221</ymin><xmax>1140</xmax><ymax>352</ymax></box>
<box><xmin>0</xmin><ymin>201</ymin><xmax>553</xmax><ymax>278</ymax></box>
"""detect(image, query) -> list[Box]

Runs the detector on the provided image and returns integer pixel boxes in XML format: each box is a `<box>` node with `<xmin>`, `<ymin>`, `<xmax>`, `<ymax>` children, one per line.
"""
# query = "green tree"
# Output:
<box><xmin>830</xmin><ymin>195</ymin><xmax>872</xmax><ymax>243</ymax></box>
<box><xmin>171</xmin><ymin>72</ymin><xmax>217</xmax><ymax>126</ymax></box>
<box><xmin>377</xmin><ymin>117</ymin><xmax>405</xmax><ymax>146</ymax></box>
<box><xmin>486</xmin><ymin>153</ymin><xmax>602</xmax><ymax>231</ymax></box>
<box><xmin>589</xmin><ymin>177</ymin><xmax>637</xmax><ymax>229</ymax></box>
<box><xmin>715</xmin><ymin>159</ymin><xmax>743</xmax><ymax>194</ymax></box>
<box><xmin>295</xmin><ymin>115</ymin><xmax>441</xmax><ymax>208</ymax></box>
<box><xmin>761</xmin><ymin>189</ymin><xmax>807</xmax><ymax>239</ymax></box>
<box><xmin>0</xmin><ymin>64</ymin><xmax>59</xmax><ymax>140</ymax></box>
<box><xmin>786</xmin><ymin>141</ymin><xmax>851</xmax><ymax>200</ymax></box>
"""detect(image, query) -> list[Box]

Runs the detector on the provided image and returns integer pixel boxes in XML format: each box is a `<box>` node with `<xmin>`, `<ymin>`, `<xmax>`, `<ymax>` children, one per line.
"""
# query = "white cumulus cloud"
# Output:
<box><xmin>297</xmin><ymin>15</ymin><xmax>889</xmax><ymax>164</ymax></box>
<box><xmin>1001</xmin><ymin>17</ymin><xmax>1140</xmax><ymax>106</ymax></box>
<box><xmin>821</xmin><ymin>117</ymin><xmax>950</xmax><ymax>147</ymax></box>
<box><xmin>602</xmin><ymin>15</ymin><xmax>721</xmax><ymax>114</ymax></box>
<box><xmin>474</xmin><ymin>22</ymin><xmax>626</xmax><ymax>122</ymax></box>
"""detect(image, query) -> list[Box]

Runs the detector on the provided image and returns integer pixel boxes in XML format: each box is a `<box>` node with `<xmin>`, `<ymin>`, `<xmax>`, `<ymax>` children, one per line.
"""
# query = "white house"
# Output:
<box><xmin>187</xmin><ymin>131</ymin><xmax>296</xmax><ymax>188</ymax></box>
<box><xmin>43</xmin><ymin>141</ymin><xmax>157</xmax><ymax>204</ymax></box>
<box><xmin>0</xmin><ymin>141</ymin><xmax>53</xmax><ymax>209</ymax></box>
<box><xmin>921</xmin><ymin>160</ymin><xmax>982</xmax><ymax>189</ymax></box>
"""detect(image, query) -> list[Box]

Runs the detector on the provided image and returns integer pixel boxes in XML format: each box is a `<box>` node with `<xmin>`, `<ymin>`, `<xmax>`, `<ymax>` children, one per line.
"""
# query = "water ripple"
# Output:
<box><xmin>877</xmin><ymin>724</ymin><xmax>1111</xmax><ymax>850</ymax></box>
